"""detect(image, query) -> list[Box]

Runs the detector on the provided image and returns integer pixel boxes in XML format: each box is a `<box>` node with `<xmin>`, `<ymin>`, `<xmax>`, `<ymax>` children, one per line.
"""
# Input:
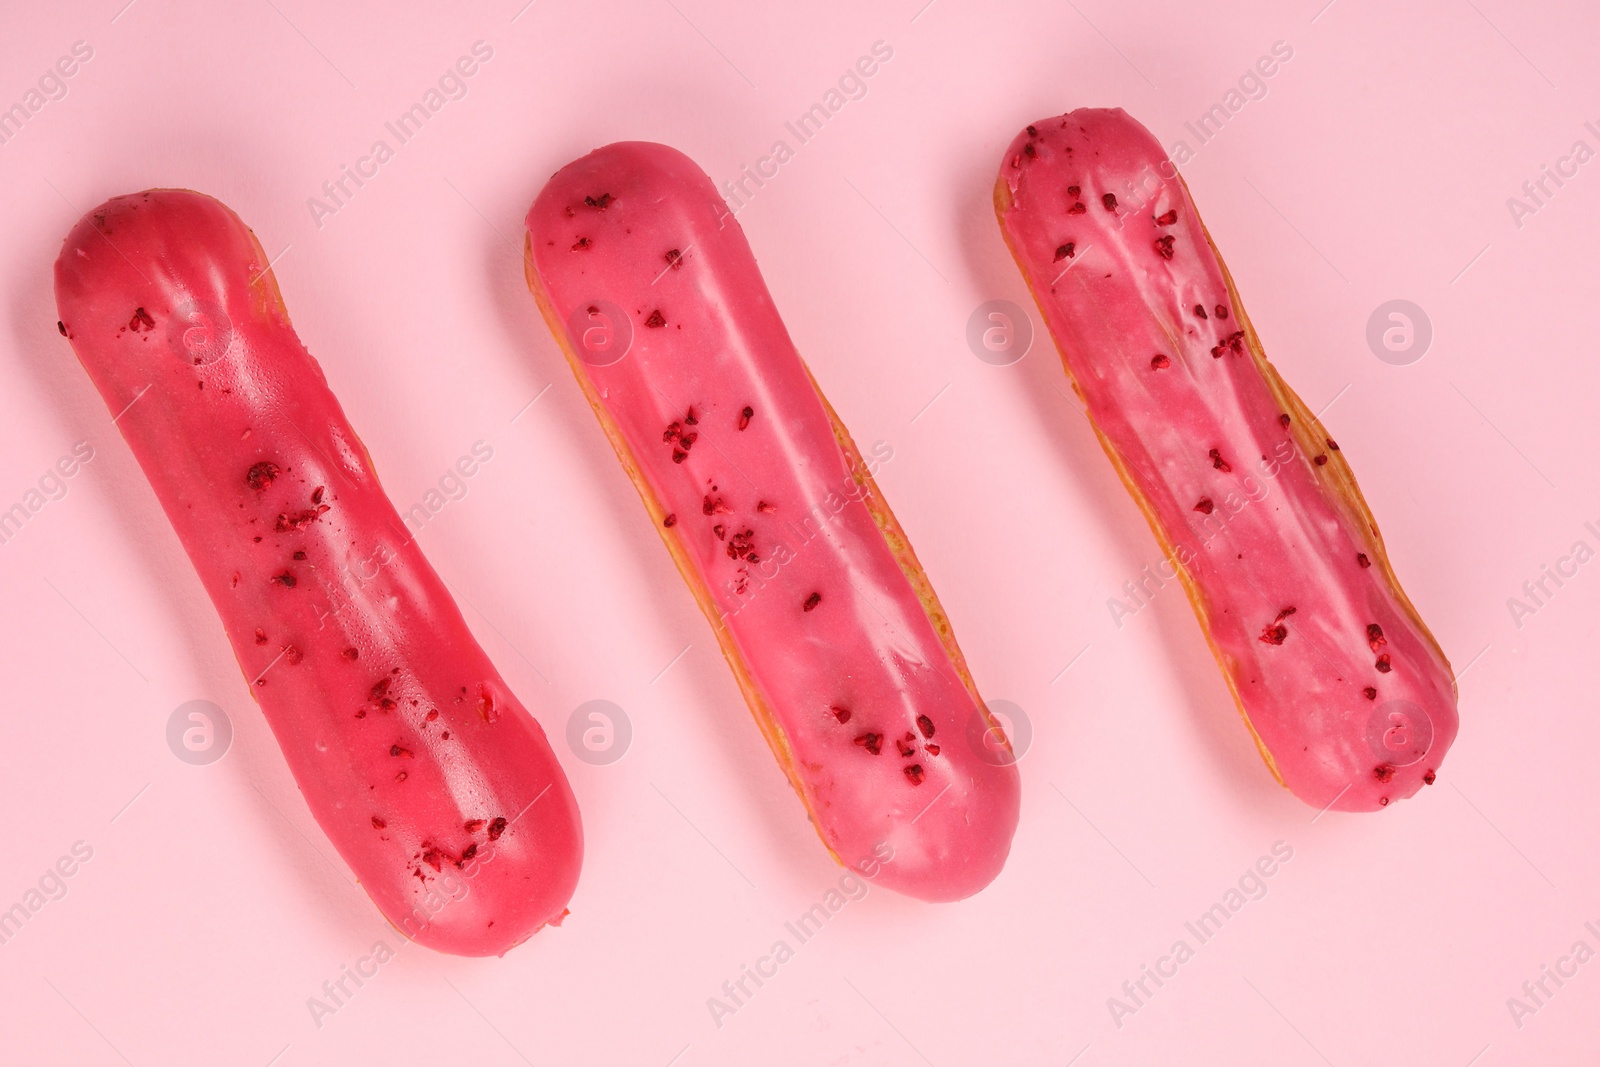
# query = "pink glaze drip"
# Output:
<box><xmin>997</xmin><ymin>110</ymin><xmax>1458</xmax><ymax>811</ymax></box>
<box><xmin>526</xmin><ymin>143</ymin><xmax>1019</xmax><ymax>900</ymax></box>
<box><xmin>54</xmin><ymin>190</ymin><xmax>582</xmax><ymax>954</ymax></box>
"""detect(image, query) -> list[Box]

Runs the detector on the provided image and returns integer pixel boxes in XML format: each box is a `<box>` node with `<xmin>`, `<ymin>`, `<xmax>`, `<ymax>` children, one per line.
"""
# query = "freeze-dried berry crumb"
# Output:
<box><xmin>246</xmin><ymin>461</ymin><xmax>281</xmax><ymax>491</ymax></box>
<box><xmin>726</xmin><ymin>528</ymin><xmax>756</xmax><ymax>562</ymax></box>
<box><xmin>1209</xmin><ymin>331</ymin><xmax>1246</xmax><ymax>359</ymax></box>
<box><xmin>1194</xmin><ymin>498</ymin><xmax>1215</xmax><ymax>515</ymax></box>
<box><xmin>802</xmin><ymin>592</ymin><xmax>821</xmax><ymax>612</ymax></box>
<box><xmin>644</xmin><ymin>309</ymin><xmax>666</xmax><ymax>328</ymax></box>
<box><xmin>1260</xmin><ymin>607</ymin><xmax>1295</xmax><ymax>645</ymax></box>
<box><xmin>275</xmin><ymin>505</ymin><xmax>329</xmax><ymax>532</ymax></box>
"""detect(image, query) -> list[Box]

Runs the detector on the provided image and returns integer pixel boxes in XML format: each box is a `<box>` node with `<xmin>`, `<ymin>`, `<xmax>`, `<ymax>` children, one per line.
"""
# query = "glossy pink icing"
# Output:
<box><xmin>526</xmin><ymin>143</ymin><xmax>1019</xmax><ymax>900</ymax></box>
<box><xmin>997</xmin><ymin>109</ymin><xmax>1458</xmax><ymax>811</ymax></box>
<box><xmin>54</xmin><ymin>189</ymin><xmax>582</xmax><ymax>955</ymax></box>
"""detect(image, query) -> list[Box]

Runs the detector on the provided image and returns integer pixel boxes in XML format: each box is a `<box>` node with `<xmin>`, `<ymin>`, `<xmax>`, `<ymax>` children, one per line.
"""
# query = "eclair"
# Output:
<box><xmin>995</xmin><ymin>109</ymin><xmax>1458</xmax><ymax>810</ymax></box>
<box><xmin>525</xmin><ymin>143</ymin><xmax>1020</xmax><ymax>899</ymax></box>
<box><xmin>55</xmin><ymin>189</ymin><xmax>583</xmax><ymax>953</ymax></box>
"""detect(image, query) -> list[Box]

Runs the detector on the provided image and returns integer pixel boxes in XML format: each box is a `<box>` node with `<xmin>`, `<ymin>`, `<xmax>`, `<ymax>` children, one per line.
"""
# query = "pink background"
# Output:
<box><xmin>0</xmin><ymin>0</ymin><xmax>1594</xmax><ymax>1062</ymax></box>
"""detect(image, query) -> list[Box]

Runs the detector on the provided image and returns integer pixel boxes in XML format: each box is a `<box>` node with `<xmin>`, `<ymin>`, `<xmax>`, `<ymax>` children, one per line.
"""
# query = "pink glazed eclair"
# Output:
<box><xmin>995</xmin><ymin>109</ymin><xmax>1458</xmax><ymax>811</ymax></box>
<box><xmin>524</xmin><ymin>143</ymin><xmax>1020</xmax><ymax>900</ymax></box>
<box><xmin>54</xmin><ymin>190</ymin><xmax>582</xmax><ymax>954</ymax></box>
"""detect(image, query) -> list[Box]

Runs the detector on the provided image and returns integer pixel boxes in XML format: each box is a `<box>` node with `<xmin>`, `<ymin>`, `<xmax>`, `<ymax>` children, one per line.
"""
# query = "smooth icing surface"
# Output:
<box><xmin>54</xmin><ymin>190</ymin><xmax>582</xmax><ymax>955</ymax></box>
<box><xmin>526</xmin><ymin>143</ymin><xmax>1019</xmax><ymax>900</ymax></box>
<box><xmin>996</xmin><ymin>109</ymin><xmax>1458</xmax><ymax>811</ymax></box>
